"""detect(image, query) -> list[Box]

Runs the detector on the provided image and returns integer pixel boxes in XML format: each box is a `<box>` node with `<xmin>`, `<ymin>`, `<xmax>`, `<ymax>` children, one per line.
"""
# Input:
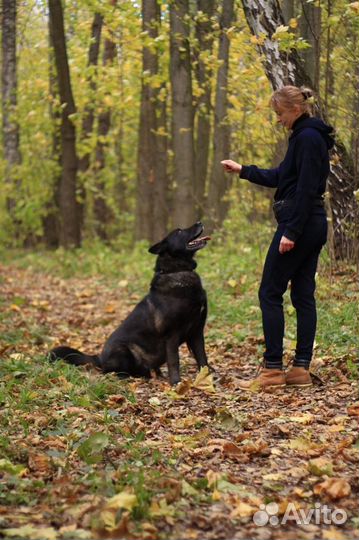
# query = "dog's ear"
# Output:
<box><xmin>148</xmin><ymin>240</ymin><xmax>166</xmax><ymax>255</ymax></box>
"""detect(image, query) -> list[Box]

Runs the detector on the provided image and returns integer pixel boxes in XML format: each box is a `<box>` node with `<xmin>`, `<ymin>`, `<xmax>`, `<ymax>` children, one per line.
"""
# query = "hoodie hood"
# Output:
<box><xmin>291</xmin><ymin>115</ymin><xmax>335</xmax><ymax>150</ymax></box>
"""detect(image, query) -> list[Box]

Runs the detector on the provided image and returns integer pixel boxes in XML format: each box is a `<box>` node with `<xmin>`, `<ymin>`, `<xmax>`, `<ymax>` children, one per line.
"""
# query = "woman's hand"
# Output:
<box><xmin>221</xmin><ymin>160</ymin><xmax>242</xmax><ymax>174</ymax></box>
<box><xmin>279</xmin><ymin>235</ymin><xmax>295</xmax><ymax>254</ymax></box>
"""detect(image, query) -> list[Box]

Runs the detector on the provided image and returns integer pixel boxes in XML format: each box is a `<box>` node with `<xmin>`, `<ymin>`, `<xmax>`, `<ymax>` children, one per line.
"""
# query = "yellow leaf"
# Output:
<box><xmin>230</xmin><ymin>501</ymin><xmax>257</xmax><ymax>518</ymax></box>
<box><xmin>212</xmin><ymin>488</ymin><xmax>222</xmax><ymax>501</ymax></box>
<box><xmin>193</xmin><ymin>366</ymin><xmax>215</xmax><ymax>393</ymax></box>
<box><xmin>323</xmin><ymin>527</ymin><xmax>348</xmax><ymax>540</ymax></box>
<box><xmin>105</xmin><ymin>491</ymin><xmax>138</xmax><ymax>511</ymax></box>
<box><xmin>227</xmin><ymin>278</ymin><xmax>237</xmax><ymax>288</ymax></box>
<box><xmin>250</xmin><ymin>34</ymin><xmax>265</xmax><ymax>45</ymax></box>
<box><xmin>348</xmin><ymin>2</ymin><xmax>359</xmax><ymax>14</ymax></box>
<box><xmin>308</xmin><ymin>457</ymin><xmax>334</xmax><ymax>477</ymax></box>
<box><xmin>2</xmin><ymin>526</ymin><xmax>58</xmax><ymax>539</ymax></box>
<box><xmin>288</xmin><ymin>413</ymin><xmax>314</xmax><ymax>424</ymax></box>
<box><xmin>206</xmin><ymin>469</ymin><xmax>223</xmax><ymax>488</ymax></box>
<box><xmin>289</xmin><ymin>18</ymin><xmax>298</xmax><ymax>28</ymax></box>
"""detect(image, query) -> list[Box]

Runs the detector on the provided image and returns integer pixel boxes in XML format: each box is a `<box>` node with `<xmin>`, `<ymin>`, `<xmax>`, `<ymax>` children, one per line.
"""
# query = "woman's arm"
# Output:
<box><xmin>221</xmin><ymin>160</ymin><xmax>279</xmax><ymax>188</ymax></box>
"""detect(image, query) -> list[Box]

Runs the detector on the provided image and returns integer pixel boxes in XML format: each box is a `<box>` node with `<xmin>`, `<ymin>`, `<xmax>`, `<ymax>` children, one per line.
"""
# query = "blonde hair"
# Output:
<box><xmin>270</xmin><ymin>85</ymin><xmax>314</xmax><ymax>115</ymax></box>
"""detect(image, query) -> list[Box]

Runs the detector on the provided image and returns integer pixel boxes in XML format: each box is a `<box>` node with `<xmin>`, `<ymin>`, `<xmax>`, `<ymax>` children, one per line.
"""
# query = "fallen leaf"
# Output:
<box><xmin>347</xmin><ymin>403</ymin><xmax>359</xmax><ymax>416</ymax></box>
<box><xmin>307</xmin><ymin>457</ymin><xmax>334</xmax><ymax>477</ymax></box>
<box><xmin>314</xmin><ymin>477</ymin><xmax>351</xmax><ymax>500</ymax></box>
<box><xmin>193</xmin><ymin>366</ymin><xmax>216</xmax><ymax>393</ymax></box>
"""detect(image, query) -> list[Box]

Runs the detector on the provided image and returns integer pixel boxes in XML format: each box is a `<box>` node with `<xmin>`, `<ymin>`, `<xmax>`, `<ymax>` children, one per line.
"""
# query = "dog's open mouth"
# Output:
<box><xmin>187</xmin><ymin>235</ymin><xmax>211</xmax><ymax>250</ymax></box>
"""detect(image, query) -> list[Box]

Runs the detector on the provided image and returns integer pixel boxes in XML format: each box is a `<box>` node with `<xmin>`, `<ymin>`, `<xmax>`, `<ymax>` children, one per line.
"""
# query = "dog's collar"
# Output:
<box><xmin>156</xmin><ymin>269</ymin><xmax>194</xmax><ymax>275</ymax></box>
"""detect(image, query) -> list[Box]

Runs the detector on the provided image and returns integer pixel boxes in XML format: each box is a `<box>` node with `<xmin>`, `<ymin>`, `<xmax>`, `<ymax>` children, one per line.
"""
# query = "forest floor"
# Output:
<box><xmin>0</xmin><ymin>246</ymin><xmax>358</xmax><ymax>540</ymax></box>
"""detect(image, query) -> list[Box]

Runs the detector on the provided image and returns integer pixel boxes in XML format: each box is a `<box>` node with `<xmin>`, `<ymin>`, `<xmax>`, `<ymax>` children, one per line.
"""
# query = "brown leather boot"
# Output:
<box><xmin>285</xmin><ymin>366</ymin><xmax>312</xmax><ymax>387</ymax></box>
<box><xmin>238</xmin><ymin>368</ymin><xmax>286</xmax><ymax>391</ymax></box>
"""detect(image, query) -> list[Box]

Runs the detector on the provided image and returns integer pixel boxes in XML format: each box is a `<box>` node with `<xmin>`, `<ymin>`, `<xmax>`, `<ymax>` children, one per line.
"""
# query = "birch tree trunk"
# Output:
<box><xmin>241</xmin><ymin>0</ymin><xmax>358</xmax><ymax>261</ymax></box>
<box><xmin>1</xmin><ymin>0</ymin><xmax>21</xmax><ymax>230</ymax></box>
<box><xmin>170</xmin><ymin>0</ymin><xmax>196</xmax><ymax>227</ymax></box>
<box><xmin>49</xmin><ymin>0</ymin><xmax>81</xmax><ymax>248</ymax></box>
<box><xmin>207</xmin><ymin>0</ymin><xmax>234</xmax><ymax>229</ymax></box>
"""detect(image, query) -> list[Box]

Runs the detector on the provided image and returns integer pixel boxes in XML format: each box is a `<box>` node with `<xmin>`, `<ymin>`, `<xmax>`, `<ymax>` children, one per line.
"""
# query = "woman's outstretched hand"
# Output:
<box><xmin>221</xmin><ymin>160</ymin><xmax>242</xmax><ymax>174</ymax></box>
<box><xmin>279</xmin><ymin>235</ymin><xmax>295</xmax><ymax>254</ymax></box>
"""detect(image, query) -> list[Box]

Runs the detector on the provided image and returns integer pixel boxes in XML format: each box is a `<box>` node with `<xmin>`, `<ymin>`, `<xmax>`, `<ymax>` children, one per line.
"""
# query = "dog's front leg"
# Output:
<box><xmin>187</xmin><ymin>333</ymin><xmax>208</xmax><ymax>371</ymax></box>
<box><xmin>166</xmin><ymin>339</ymin><xmax>181</xmax><ymax>386</ymax></box>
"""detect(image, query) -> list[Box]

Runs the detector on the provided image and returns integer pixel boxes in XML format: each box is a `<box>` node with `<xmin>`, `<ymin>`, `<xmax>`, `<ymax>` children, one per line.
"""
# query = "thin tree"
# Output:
<box><xmin>48</xmin><ymin>0</ymin><xmax>81</xmax><ymax>248</ymax></box>
<box><xmin>207</xmin><ymin>0</ymin><xmax>235</xmax><ymax>229</ymax></box>
<box><xmin>241</xmin><ymin>0</ymin><xmax>358</xmax><ymax>261</ymax></box>
<box><xmin>152</xmin><ymin>81</ymin><xmax>169</xmax><ymax>242</ymax></box>
<box><xmin>78</xmin><ymin>12</ymin><xmax>103</xmax><ymax>228</ymax></box>
<box><xmin>1</xmin><ymin>0</ymin><xmax>21</xmax><ymax>235</ymax></box>
<box><xmin>299</xmin><ymin>0</ymin><xmax>321</xmax><ymax>92</ymax></box>
<box><xmin>170</xmin><ymin>0</ymin><xmax>196</xmax><ymax>227</ymax></box>
<box><xmin>93</xmin><ymin>24</ymin><xmax>117</xmax><ymax>240</ymax></box>
<box><xmin>194</xmin><ymin>0</ymin><xmax>216</xmax><ymax>216</ymax></box>
<box><xmin>42</xmin><ymin>19</ymin><xmax>61</xmax><ymax>248</ymax></box>
<box><xmin>136</xmin><ymin>0</ymin><xmax>167</xmax><ymax>241</ymax></box>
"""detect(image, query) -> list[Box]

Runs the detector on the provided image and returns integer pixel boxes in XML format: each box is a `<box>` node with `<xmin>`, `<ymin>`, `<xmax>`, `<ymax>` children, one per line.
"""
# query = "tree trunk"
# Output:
<box><xmin>282</xmin><ymin>0</ymin><xmax>294</xmax><ymax>23</ymax></box>
<box><xmin>152</xmin><ymin>83</ymin><xmax>169</xmax><ymax>241</ymax></box>
<box><xmin>93</xmin><ymin>24</ymin><xmax>116</xmax><ymax>241</ymax></box>
<box><xmin>241</xmin><ymin>0</ymin><xmax>358</xmax><ymax>261</ymax></box>
<box><xmin>194</xmin><ymin>0</ymin><xmax>216</xmax><ymax>217</ymax></box>
<box><xmin>207</xmin><ymin>0</ymin><xmax>235</xmax><ymax>230</ymax></box>
<box><xmin>78</xmin><ymin>12</ymin><xmax>103</xmax><ymax>229</ymax></box>
<box><xmin>43</xmin><ymin>19</ymin><xmax>61</xmax><ymax>249</ymax></box>
<box><xmin>324</xmin><ymin>0</ymin><xmax>334</xmax><ymax>115</ymax></box>
<box><xmin>170</xmin><ymin>0</ymin><xmax>197</xmax><ymax>227</ymax></box>
<box><xmin>299</xmin><ymin>0</ymin><xmax>321</xmax><ymax>92</ymax></box>
<box><xmin>1</xmin><ymin>0</ymin><xmax>21</xmax><ymax>231</ymax></box>
<box><xmin>49</xmin><ymin>0</ymin><xmax>81</xmax><ymax>248</ymax></box>
<box><xmin>135</xmin><ymin>0</ymin><xmax>160</xmax><ymax>241</ymax></box>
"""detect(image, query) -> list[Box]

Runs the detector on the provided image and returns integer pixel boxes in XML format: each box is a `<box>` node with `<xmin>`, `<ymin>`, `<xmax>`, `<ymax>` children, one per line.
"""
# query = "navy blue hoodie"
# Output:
<box><xmin>240</xmin><ymin>115</ymin><xmax>335</xmax><ymax>241</ymax></box>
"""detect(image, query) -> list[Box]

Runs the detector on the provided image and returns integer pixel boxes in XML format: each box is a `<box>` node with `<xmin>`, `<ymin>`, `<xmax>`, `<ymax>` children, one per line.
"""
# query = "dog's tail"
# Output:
<box><xmin>49</xmin><ymin>346</ymin><xmax>101</xmax><ymax>368</ymax></box>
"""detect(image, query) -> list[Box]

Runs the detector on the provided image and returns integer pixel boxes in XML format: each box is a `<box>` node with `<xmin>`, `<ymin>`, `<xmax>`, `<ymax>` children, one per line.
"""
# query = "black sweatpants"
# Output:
<box><xmin>259</xmin><ymin>213</ymin><xmax>327</xmax><ymax>369</ymax></box>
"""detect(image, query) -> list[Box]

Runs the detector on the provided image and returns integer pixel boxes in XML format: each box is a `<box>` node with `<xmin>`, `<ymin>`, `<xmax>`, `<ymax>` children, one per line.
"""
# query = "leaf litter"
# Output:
<box><xmin>0</xmin><ymin>264</ymin><xmax>358</xmax><ymax>539</ymax></box>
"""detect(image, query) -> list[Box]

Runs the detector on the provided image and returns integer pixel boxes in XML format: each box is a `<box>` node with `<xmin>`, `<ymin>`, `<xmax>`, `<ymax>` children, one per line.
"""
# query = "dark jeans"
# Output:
<box><xmin>259</xmin><ymin>214</ymin><xmax>327</xmax><ymax>369</ymax></box>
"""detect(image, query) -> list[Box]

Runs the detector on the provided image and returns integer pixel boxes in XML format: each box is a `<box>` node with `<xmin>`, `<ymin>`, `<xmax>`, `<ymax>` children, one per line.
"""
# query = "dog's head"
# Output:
<box><xmin>149</xmin><ymin>222</ymin><xmax>210</xmax><ymax>257</ymax></box>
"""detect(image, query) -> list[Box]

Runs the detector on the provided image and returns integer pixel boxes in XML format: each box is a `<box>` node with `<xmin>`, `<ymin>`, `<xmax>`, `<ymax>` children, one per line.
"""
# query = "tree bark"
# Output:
<box><xmin>93</xmin><ymin>24</ymin><xmax>116</xmax><ymax>241</ymax></box>
<box><xmin>136</xmin><ymin>0</ymin><xmax>160</xmax><ymax>241</ymax></box>
<box><xmin>207</xmin><ymin>0</ymin><xmax>235</xmax><ymax>229</ymax></box>
<box><xmin>43</xmin><ymin>18</ymin><xmax>61</xmax><ymax>249</ymax></box>
<box><xmin>49</xmin><ymin>0</ymin><xmax>81</xmax><ymax>248</ymax></box>
<box><xmin>241</xmin><ymin>0</ymin><xmax>358</xmax><ymax>261</ymax></box>
<box><xmin>78</xmin><ymin>12</ymin><xmax>103</xmax><ymax>228</ymax></box>
<box><xmin>299</xmin><ymin>0</ymin><xmax>321</xmax><ymax>92</ymax></box>
<box><xmin>170</xmin><ymin>0</ymin><xmax>197</xmax><ymax>227</ymax></box>
<box><xmin>152</xmin><ymin>83</ymin><xmax>169</xmax><ymax>241</ymax></box>
<box><xmin>194</xmin><ymin>0</ymin><xmax>216</xmax><ymax>217</ymax></box>
<box><xmin>1</xmin><ymin>0</ymin><xmax>21</xmax><ymax>229</ymax></box>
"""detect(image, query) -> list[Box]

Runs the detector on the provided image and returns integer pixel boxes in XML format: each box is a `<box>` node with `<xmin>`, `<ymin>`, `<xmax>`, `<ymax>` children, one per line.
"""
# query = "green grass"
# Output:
<box><xmin>1</xmin><ymin>232</ymin><xmax>357</xmax><ymax>360</ymax></box>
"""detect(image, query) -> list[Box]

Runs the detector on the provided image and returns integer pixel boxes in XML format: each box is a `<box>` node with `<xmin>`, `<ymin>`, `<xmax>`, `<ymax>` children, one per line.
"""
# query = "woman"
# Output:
<box><xmin>221</xmin><ymin>85</ymin><xmax>334</xmax><ymax>389</ymax></box>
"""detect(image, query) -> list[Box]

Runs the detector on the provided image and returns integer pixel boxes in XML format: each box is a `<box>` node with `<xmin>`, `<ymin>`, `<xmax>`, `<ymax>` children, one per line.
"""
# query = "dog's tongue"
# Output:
<box><xmin>198</xmin><ymin>236</ymin><xmax>211</xmax><ymax>242</ymax></box>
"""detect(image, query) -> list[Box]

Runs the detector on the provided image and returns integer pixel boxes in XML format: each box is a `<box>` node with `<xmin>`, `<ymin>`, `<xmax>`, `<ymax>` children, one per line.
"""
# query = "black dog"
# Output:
<box><xmin>50</xmin><ymin>222</ymin><xmax>211</xmax><ymax>385</ymax></box>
